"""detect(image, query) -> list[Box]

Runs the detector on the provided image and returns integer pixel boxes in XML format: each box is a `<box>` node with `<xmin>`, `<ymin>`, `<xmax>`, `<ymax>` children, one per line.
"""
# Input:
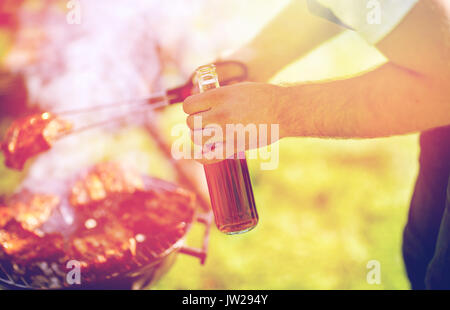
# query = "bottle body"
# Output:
<box><xmin>204</xmin><ymin>155</ymin><xmax>258</xmax><ymax>234</ymax></box>
<box><xmin>196</xmin><ymin>64</ymin><xmax>258</xmax><ymax>234</ymax></box>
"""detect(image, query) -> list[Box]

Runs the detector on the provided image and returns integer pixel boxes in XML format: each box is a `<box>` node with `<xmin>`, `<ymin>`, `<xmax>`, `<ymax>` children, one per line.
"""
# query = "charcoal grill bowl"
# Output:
<box><xmin>85</xmin><ymin>212</ymin><xmax>212</xmax><ymax>290</ymax></box>
<box><xmin>0</xmin><ymin>242</ymin><xmax>180</xmax><ymax>290</ymax></box>
<box><xmin>0</xmin><ymin>180</ymin><xmax>213</xmax><ymax>290</ymax></box>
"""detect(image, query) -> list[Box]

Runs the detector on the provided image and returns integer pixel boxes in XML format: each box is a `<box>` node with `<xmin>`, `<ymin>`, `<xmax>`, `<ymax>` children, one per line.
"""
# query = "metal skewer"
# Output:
<box><xmin>59</xmin><ymin>100</ymin><xmax>169</xmax><ymax>138</ymax></box>
<box><xmin>52</xmin><ymin>60</ymin><xmax>249</xmax><ymax>117</ymax></box>
<box><xmin>54</xmin><ymin>92</ymin><xmax>170</xmax><ymax>116</ymax></box>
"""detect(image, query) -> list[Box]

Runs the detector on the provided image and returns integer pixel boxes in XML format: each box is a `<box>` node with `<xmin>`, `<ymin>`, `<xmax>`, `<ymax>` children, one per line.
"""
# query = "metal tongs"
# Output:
<box><xmin>57</xmin><ymin>61</ymin><xmax>248</xmax><ymax>135</ymax></box>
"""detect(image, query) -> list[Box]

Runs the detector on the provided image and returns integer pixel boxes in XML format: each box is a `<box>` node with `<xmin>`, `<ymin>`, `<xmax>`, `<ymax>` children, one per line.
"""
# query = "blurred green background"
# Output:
<box><xmin>154</xmin><ymin>134</ymin><xmax>417</xmax><ymax>290</ymax></box>
<box><xmin>152</xmin><ymin>30</ymin><xmax>419</xmax><ymax>289</ymax></box>
<box><xmin>0</xmin><ymin>1</ymin><xmax>419</xmax><ymax>290</ymax></box>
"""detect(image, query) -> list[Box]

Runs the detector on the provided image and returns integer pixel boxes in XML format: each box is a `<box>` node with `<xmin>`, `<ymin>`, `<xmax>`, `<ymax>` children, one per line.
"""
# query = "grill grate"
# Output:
<box><xmin>0</xmin><ymin>211</ymin><xmax>212</xmax><ymax>290</ymax></box>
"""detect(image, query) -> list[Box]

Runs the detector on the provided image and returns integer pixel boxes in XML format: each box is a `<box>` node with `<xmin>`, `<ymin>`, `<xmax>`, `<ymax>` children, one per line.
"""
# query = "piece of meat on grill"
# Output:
<box><xmin>6</xmin><ymin>191</ymin><xmax>60</xmax><ymax>232</ymax></box>
<box><xmin>120</xmin><ymin>188</ymin><xmax>195</xmax><ymax>236</ymax></box>
<box><xmin>1</xmin><ymin>112</ymin><xmax>73</xmax><ymax>170</ymax></box>
<box><xmin>0</xmin><ymin>162</ymin><xmax>197</xmax><ymax>288</ymax></box>
<box><xmin>69</xmin><ymin>218</ymin><xmax>136</xmax><ymax>279</ymax></box>
<box><xmin>69</xmin><ymin>162</ymin><xmax>195</xmax><ymax>239</ymax></box>
<box><xmin>70</xmin><ymin>162</ymin><xmax>145</xmax><ymax>208</ymax></box>
<box><xmin>0</xmin><ymin>207</ymin><xmax>12</xmax><ymax>227</ymax></box>
<box><xmin>0</xmin><ymin>220</ymin><xmax>65</xmax><ymax>264</ymax></box>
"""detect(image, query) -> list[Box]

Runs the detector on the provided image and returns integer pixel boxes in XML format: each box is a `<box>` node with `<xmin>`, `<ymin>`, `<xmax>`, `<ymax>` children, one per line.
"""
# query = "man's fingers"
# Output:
<box><xmin>186</xmin><ymin>109</ymin><xmax>225</xmax><ymax>130</ymax></box>
<box><xmin>199</xmin><ymin>140</ymin><xmax>246</xmax><ymax>164</ymax></box>
<box><xmin>183</xmin><ymin>88</ymin><xmax>225</xmax><ymax>115</ymax></box>
<box><xmin>183</xmin><ymin>93</ymin><xmax>212</xmax><ymax>115</ymax></box>
<box><xmin>186</xmin><ymin>114</ymin><xmax>202</xmax><ymax>130</ymax></box>
<box><xmin>186</xmin><ymin>113</ymin><xmax>213</xmax><ymax>130</ymax></box>
<box><xmin>190</xmin><ymin>125</ymin><xmax>224</xmax><ymax>146</ymax></box>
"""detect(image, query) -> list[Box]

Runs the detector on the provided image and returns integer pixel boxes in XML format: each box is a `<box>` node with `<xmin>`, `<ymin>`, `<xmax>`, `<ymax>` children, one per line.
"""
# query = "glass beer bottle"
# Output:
<box><xmin>195</xmin><ymin>64</ymin><xmax>258</xmax><ymax>234</ymax></box>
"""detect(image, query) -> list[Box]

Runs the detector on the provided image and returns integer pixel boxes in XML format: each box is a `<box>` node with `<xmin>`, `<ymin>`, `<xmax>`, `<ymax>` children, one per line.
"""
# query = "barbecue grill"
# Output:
<box><xmin>0</xmin><ymin>59</ymin><xmax>248</xmax><ymax>290</ymax></box>
<box><xmin>0</xmin><ymin>1</ymin><xmax>250</xmax><ymax>290</ymax></box>
<box><xmin>0</xmin><ymin>163</ymin><xmax>213</xmax><ymax>290</ymax></box>
<box><xmin>0</xmin><ymin>215</ymin><xmax>212</xmax><ymax>290</ymax></box>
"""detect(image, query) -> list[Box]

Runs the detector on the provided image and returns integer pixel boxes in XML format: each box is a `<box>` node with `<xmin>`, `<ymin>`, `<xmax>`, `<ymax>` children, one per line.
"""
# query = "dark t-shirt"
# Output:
<box><xmin>404</xmin><ymin>125</ymin><xmax>450</xmax><ymax>289</ymax></box>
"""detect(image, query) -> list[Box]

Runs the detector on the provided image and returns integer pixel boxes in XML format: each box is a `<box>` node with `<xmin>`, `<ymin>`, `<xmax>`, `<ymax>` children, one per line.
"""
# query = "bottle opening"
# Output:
<box><xmin>196</xmin><ymin>64</ymin><xmax>220</xmax><ymax>92</ymax></box>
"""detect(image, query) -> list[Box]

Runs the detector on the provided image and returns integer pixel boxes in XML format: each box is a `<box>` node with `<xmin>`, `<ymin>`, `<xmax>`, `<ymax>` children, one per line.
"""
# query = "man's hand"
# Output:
<box><xmin>183</xmin><ymin>82</ymin><xmax>283</xmax><ymax>164</ymax></box>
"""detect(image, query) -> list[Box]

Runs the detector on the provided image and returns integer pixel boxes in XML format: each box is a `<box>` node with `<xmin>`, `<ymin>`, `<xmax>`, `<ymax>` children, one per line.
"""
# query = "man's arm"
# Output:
<box><xmin>185</xmin><ymin>61</ymin><xmax>449</xmax><ymax>145</ymax></box>
<box><xmin>376</xmin><ymin>0</ymin><xmax>450</xmax><ymax>84</ymax></box>
<box><xmin>280</xmin><ymin>62</ymin><xmax>450</xmax><ymax>139</ymax></box>
<box><xmin>226</xmin><ymin>0</ymin><xmax>343</xmax><ymax>82</ymax></box>
<box><xmin>281</xmin><ymin>0</ymin><xmax>450</xmax><ymax>138</ymax></box>
<box><xmin>184</xmin><ymin>0</ymin><xmax>450</xmax><ymax>162</ymax></box>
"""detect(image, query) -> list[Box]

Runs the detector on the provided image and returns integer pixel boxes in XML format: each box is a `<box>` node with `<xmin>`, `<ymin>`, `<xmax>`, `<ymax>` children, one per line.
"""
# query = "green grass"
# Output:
<box><xmin>0</xmin><ymin>127</ymin><xmax>419</xmax><ymax>289</ymax></box>
<box><xmin>153</xmin><ymin>134</ymin><xmax>419</xmax><ymax>290</ymax></box>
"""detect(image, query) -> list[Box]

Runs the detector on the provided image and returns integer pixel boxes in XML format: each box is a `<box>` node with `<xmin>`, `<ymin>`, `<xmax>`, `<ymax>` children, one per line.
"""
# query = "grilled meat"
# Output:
<box><xmin>6</xmin><ymin>191</ymin><xmax>60</xmax><ymax>232</ymax></box>
<box><xmin>0</xmin><ymin>220</ymin><xmax>65</xmax><ymax>264</ymax></box>
<box><xmin>1</xmin><ymin>112</ymin><xmax>73</xmax><ymax>170</ymax></box>
<box><xmin>0</xmin><ymin>162</ymin><xmax>196</xmax><ymax>288</ymax></box>
<box><xmin>70</xmin><ymin>162</ymin><xmax>144</xmax><ymax>207</ymax></box>
<box><xmin>0</xmin><ymin>207</ymin><xmax>12</xmax><ymax>227</ymax></box>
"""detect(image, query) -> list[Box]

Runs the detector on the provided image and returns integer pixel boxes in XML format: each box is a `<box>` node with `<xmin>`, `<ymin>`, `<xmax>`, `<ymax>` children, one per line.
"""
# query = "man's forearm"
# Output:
<box><xmin>279</xmin><ymin>62</ymin><xmax>450</xmax><ymax>139</ymax></box>
<box><xmin>229</xmin><ymin>0</ymin><xmax>342</xmax><ymax>82</ymax></box>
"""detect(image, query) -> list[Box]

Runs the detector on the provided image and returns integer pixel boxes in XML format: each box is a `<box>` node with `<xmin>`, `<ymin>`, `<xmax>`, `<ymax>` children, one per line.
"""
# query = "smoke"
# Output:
<box><xmin>2</xmin><ymin>0</ymin><xmax>286</xmax><ymax>229</ymax></box>
<box><xmin>9</xmin><ymin>0</ymin><xmax>195</xmax><ymax>188</ymax></box>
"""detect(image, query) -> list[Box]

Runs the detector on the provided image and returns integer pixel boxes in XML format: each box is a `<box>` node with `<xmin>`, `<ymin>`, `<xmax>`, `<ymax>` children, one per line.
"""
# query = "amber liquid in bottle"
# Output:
<box><xmin>196</xmin><ymin>64</ymin><xmax>258</xmax><ymax>234</ymax></box>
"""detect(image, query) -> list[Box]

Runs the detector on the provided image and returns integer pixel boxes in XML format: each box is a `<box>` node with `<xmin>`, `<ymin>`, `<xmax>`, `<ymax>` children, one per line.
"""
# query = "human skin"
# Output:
<box><xmin>183</xmin><ymin>0</ymin><xmax>450</xmax><ymax>164</ymax></box>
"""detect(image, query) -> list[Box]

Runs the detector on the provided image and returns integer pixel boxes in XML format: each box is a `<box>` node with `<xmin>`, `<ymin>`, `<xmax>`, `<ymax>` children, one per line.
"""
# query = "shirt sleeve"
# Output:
<box><xmin>313</xmin><ymin>0</ymin><xmax>419</xmax><ymax>44</ymax></box>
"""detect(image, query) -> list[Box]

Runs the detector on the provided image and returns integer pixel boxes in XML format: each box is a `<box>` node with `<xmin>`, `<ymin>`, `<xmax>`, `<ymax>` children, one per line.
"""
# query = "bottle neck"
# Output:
<box><xmin>196</xmin><ymin>65</ymin><xmax>220</xmax><ymax>93</ymax></box>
